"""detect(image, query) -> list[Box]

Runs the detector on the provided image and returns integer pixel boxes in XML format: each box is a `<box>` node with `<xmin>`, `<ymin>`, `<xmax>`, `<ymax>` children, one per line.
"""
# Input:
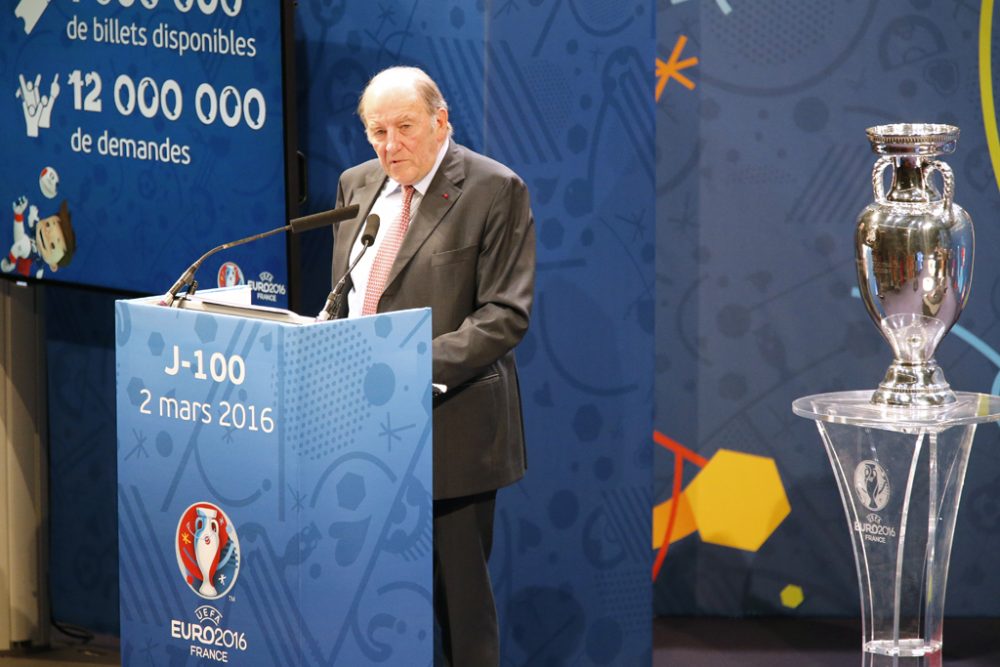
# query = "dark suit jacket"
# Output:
<box><xmin>333</xmin><ymin>141</ymin><xmax>535</xmax><ymax>500</ymax></box>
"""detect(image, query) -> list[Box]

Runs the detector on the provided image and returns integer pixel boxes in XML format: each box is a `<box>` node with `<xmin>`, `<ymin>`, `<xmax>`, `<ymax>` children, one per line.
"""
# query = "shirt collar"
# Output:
<box><xmin>383</xmin><ymin>138</ymin><xmax>450</xmax><ymax>198</ymax></box>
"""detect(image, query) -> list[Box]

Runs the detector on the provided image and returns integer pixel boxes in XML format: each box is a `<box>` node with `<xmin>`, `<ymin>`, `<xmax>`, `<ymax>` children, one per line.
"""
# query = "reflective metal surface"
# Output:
<box><xmin>855</xmin><ymin>123</ymin><xmax>974</xmax><ymax>406</ymax></box>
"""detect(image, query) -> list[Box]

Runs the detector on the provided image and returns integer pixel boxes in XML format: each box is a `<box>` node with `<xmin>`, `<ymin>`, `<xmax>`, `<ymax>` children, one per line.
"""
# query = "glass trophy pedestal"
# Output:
<box><xmin>793</xmin><ymin>390</ymin><xmax>1000</xmax><ymax>666</ymax></box>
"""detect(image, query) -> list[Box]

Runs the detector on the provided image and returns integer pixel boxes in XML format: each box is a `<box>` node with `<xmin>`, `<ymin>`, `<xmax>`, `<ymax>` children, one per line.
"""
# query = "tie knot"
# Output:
<box><xmin>403</xmin><ymin>185</ymin><xmax>415</xmax><ymax>202</ymax></box>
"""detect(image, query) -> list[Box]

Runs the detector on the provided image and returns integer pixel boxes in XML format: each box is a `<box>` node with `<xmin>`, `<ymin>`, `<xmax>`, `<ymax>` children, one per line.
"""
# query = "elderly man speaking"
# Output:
<box><xmin>330</xmin><ymin>66</ymin><xmax>535</xmax><ymax>666</ymax></box>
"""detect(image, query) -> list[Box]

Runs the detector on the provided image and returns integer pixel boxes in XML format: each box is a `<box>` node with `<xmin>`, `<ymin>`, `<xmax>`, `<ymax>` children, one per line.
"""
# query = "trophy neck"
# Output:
<box><xmin>887</xmin><ymin>156</ymin><xmax>940</xmax><ymax>203</ymax></box>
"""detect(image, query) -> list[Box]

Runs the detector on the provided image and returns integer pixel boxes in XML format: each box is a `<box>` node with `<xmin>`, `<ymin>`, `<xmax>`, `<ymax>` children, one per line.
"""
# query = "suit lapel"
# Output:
<box><xmin>334</xmin><ymin>169</ymin><xmax>385</xmax><ymax>276</ymax></box>
<box><xmin>384</xmin><ymin>142</ymin><xmax>465</xmax><ymax>290</ymax></box>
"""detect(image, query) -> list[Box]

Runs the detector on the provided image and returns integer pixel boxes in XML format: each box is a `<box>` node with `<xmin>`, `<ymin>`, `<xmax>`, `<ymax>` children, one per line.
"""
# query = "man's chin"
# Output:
<box><xmin>387</xmin><ymin>165</ymin><xmax>417</xmax><ymax>185</ymax></box>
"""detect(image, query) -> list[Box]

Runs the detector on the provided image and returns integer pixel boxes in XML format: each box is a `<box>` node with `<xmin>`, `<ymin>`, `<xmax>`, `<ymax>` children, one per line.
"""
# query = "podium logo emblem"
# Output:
<box><xmin>854</xmin><ymin>460</ymin><xmax>890</xmax><ymax>512</ymax></box>
<box><xmin>176</xmin><ymin>502</ymin><xmax>241</xmax><ymax>600</ymax></box>
<box><xmin>218</xmin><ymin>262</ymin><xmax>245</xmax><ymax>288</ymax></box>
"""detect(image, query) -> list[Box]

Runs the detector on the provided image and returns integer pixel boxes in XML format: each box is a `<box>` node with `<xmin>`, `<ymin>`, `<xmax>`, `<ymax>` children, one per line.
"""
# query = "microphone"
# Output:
<box><xmin>289</xmin><ymin>205</ymin><xmax>360</xmax><ymax>233</ymax></box>
<box><xmin>161</xmin><ymin>204</ymin><xmax>360</xmax><ymax>307</ymax></box>
<box><xmin>316</xmin><ymin>214</ymin><xmax>381</xmax><ymax>321</ymax></box>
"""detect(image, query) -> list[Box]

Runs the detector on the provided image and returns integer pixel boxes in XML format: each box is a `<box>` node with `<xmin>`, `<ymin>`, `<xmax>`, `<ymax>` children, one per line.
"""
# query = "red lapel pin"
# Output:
<box><xmin>442</xmin><ymin>193</ymin><xmax>449</xmax><ymax>199</ymax></box>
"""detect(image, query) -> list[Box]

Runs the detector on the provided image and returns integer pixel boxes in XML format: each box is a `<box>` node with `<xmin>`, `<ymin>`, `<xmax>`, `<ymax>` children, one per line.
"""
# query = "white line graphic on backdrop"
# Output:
<box><xmin>16</xmin><ymin>73</ymin><xmax>59</xmax><ymax>138</ymax></box>
<box><xmin>14</xmin><ymin>0</ymin><xmax>52</xmax><ymax>35</ymax></box>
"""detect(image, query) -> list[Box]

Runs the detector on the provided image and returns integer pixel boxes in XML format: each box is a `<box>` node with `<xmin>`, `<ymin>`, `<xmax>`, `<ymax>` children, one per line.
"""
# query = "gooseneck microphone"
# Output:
<box><xmin>316</xmin><ymin>214</ymin><xmax>381</xmax><ymax>321</ymax></box>
<box><xmin>161</xmin><ymin>204</ymin><xmax>360</xmax><ymax>307</ymax></box>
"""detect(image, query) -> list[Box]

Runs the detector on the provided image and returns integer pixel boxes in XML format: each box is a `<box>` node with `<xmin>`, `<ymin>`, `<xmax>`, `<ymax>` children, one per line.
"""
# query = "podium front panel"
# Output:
<box><xmin>115</xmin><ymin>301</ymin><xmax>432</xmax><ymax>666</ymax></box>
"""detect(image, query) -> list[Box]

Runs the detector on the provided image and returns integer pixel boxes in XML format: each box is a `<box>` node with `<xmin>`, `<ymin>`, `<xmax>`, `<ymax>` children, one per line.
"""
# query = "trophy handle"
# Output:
<box><xmin>871</xmin><ymin>156</ymin><xmax>894</xmax><ymax>204</ymax></box>
<box><xmin>922</xmin><ymin>159</ymin><xmax>954</xmax><ymax>209</ymax></box>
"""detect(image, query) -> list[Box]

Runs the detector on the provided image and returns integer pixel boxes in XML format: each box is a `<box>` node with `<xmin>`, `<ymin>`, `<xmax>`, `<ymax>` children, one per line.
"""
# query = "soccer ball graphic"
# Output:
<box><xmin>39</xmin><ymin>167</ymin><xmax>58</xmax><ymax>199</ymax></box>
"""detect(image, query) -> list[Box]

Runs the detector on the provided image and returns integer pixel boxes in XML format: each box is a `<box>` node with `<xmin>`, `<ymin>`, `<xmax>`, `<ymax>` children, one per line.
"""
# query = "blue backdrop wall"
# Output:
<box><xmin>655</xmin><ymin>0</ymin><xmax>1000</xmax><ymax>618</ymax></box>
<box><xmin>44</xmin><ymin>1</ymin><xmax>654</xmax><ymax>664</ymax></box>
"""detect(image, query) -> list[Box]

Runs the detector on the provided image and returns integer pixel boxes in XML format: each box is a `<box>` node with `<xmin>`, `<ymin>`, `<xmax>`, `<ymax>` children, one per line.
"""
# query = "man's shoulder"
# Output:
<box><xmin>454</xmin><ymin>143</ymin><xmax>525</xmax><ymax>190</ymax></box>
<box><xmin>339</xmin><ymin>157</ymin><xmax>382</xmax><ymax>189</ymax></box>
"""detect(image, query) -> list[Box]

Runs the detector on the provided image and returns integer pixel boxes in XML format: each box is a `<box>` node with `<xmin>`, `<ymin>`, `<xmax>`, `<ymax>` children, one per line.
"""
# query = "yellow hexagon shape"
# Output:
<box><xmin>684</xmin><ymin>449</ymin><xmax>790</xmax><ymax>552</ymax></box>
<box><xmin>652</xmin><ymin>491</ymin><xmax>697</xmax><ymax>549</ymax></box>
<box><xmin>781</xmin><ymin>584</ymin><xmax>804</xmax><ymax>609</ymax></box>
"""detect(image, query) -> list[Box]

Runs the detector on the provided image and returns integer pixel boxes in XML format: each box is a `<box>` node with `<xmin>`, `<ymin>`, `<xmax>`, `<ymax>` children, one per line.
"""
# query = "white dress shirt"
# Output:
<box><xmin>347</xmin><ymin>138</ymin><xmax>450</xmax><ymax>317</ymax></box>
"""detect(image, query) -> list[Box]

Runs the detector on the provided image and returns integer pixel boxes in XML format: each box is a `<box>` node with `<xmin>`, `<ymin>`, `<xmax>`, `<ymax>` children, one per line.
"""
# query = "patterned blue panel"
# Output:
<box><xmin>656</xmin><ymin>0</ymin><xmax>1000</xmax><ymax>616</ymax></box>
<box><xmin>296</xmin><ymin>2</ymin><xmax>655</xmax><ymax>664</ymax></box>
<box><xmin>116</xmin><ymin>300</ymin><xmax>432</xmax><ymax>665</ymax></box>
<box><xmin>485</xmin><ymin>4</ymin><xmax>654</xmax><ymax>662</ymax></box>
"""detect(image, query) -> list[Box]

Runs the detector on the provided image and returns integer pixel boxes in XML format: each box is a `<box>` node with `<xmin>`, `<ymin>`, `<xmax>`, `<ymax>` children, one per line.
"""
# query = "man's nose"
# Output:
<box><xmin>385</xmin><ymin>129</ymin><xmax>400</xmax><ymax>151</ymax></box>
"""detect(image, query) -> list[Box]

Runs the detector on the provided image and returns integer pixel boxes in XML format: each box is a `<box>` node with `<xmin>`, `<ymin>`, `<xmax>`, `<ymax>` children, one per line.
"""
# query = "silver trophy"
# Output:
<box><xmin>794</xmin><ymin>123</ymin><xmax>1000</xmax><ymax>666</ymax></box>
<box><xmin>855</xmin><ymin>123</ymin><xmax>974</xmax><ymax>406</ymax></box>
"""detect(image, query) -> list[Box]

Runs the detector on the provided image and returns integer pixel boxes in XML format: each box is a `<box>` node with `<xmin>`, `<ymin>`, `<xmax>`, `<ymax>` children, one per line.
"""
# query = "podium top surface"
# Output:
<box><xmin>793</xmin><ymin>390</ymin><xmax>1000</xmax><ymax>432</ymax></box>
<box><xmin>123</xmin><ymin>288</ymin><xmax>316</xmax><ymax>325</ymax></box>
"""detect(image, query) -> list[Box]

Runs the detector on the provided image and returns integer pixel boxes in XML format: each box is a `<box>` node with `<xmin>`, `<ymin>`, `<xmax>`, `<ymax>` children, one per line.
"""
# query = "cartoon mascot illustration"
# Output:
<box><xmin>2</xmin><ymin>195</ymin><xmax>75</xmax><ymax>279</ymax></box>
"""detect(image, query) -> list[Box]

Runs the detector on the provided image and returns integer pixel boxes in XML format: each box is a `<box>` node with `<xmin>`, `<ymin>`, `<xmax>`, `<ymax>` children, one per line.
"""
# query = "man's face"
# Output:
<box><xmin>35</xmin><ymin>215</ymin><xmax>67</xmax><ymax>271</ymax></box>
<box><xmin>364</xmin><ymin>86</ymin><xmax>448</xmax><ymax>186</ymax></box>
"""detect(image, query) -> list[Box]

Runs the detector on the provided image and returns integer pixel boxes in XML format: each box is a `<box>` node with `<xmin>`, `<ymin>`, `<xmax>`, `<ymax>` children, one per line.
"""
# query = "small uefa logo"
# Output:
<box><xmin>854</xmin><ymin>460</ymin><xmax>891</xmax><ymax>512</ymax></box>
<box><xmin>176</xmin><ymin>502</ymin><xmax>240</xmax><ymax>600</ymax></box>
<box><xmin>217</xmin><ymin>262</ymin><xmax>244</xmax><ymax>288</ymax></box>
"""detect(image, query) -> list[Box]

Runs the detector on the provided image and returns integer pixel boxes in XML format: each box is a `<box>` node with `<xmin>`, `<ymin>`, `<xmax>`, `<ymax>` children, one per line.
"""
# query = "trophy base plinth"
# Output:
<box><xmin>872</xmin><ymin>361</ymin><xmax>955</xmax><ymax>407</ymax></box>
<box><xmin>863</xmin><ymin>638</ymin><xmax>942</xmax><ymax>666</ymax></box>
<box><xmin>794</xmin><ymin>391</ymin><xmax>1000</xmax><ymax>667</ymax></box>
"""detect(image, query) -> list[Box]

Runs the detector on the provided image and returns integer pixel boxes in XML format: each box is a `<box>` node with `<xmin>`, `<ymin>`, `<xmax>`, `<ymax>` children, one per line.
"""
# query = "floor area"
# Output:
<box><xmin>2</xmin><ymin>617</ymin><xmax>999</xmax><ymax>665</ymax></box>
<box><xmin>653</xmin><ymin>617</ymin><xmax>1000</xmax><ymax>666</ymax></box>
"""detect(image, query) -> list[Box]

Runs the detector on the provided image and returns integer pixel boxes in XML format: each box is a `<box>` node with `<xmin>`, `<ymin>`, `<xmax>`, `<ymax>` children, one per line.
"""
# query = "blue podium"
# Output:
<box><xmin>115</xmin><ymin>289</ymin><xmax>433</xmax><ymax>666</ymax></box>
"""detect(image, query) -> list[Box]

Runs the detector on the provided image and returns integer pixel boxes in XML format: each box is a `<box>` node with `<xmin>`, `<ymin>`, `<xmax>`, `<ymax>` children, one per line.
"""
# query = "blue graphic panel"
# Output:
<box><xmin>116</xmin><ymin>298</ymin><xmax>432</xmax><ymax>665</ymax></box>
<box><xmin>656</xmin><ymin>0</ymin><xmax>1000</xmax><ymax>617</ymax></box>
<box><xmin>1</xmin><ymin>2</ymin><xmax>291</xmax><ymax>304</ymax></box>
<box><xmin>296</xmin><ymin>1</ymin><xmax>655</xmax><ymax>664</ymax></box>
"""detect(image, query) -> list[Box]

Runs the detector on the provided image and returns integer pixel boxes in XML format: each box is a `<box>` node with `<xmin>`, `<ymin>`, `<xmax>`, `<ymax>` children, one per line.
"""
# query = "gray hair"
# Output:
<box><xmin>358</xmin><ymin>66</ymin><xmax>454</xmax><ymax>135</ymax></box>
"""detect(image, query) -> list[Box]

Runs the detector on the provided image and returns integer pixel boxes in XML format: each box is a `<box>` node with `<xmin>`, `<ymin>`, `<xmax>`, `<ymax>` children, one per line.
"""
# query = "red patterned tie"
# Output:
<box><xmin>361</xmin><ymin>185</ymin><xmax>415</xmax><ymax>315</ymax></box>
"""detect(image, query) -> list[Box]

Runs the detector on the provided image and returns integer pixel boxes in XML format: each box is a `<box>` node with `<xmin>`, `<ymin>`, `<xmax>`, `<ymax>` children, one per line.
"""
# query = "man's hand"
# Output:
<box><xmin>12</xmin><ymin>196</ymin><xmax>28</xmax><ymax>216</ymax></box>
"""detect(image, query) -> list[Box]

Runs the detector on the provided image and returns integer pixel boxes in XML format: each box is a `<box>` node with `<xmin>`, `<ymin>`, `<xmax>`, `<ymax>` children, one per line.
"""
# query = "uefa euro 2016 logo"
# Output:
<box><xmin>217</xmin><ymin>261</ymin><xmax>244</xmax><ymax>288</ymax></box>
<box><xmin>853</xmin><ymin>460</ymin><xmax>891</xmax><ymax>512</ymax></box>
<box><xmin>176</xmin><ymin>503</ymin><xmax>240</xmax><ymax>600</ymax></box>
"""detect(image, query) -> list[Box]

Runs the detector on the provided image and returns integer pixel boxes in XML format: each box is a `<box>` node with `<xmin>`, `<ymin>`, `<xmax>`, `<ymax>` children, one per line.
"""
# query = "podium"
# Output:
<box><xmin>115</xmin><ymin>289</ymin><xmax>433</xmax><ymax>666</ymax></box>
<box><xmin>794</xmin><ymin>391</ymin><xmax>1000</xmax><ymax>666</ymax></box>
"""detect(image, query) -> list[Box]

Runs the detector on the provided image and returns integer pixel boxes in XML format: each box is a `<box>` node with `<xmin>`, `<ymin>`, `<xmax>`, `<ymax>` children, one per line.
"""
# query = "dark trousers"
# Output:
<box><xmin>433</xmin><ymin>490</ymin><xmax>498</xmax><ymax>667</ymax></box>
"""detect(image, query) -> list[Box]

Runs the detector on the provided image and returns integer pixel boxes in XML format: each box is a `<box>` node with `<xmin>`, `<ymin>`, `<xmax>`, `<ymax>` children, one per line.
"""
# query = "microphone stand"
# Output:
<box><xmin>161</xmin><ymin>204</ymin><xmax>360</xmax><ymax>308</ymax></box>
<box><xmin>317</xmin><ymin>244</ymin><xmax>370</xmax><ymax>321</ymax></box>
<box><xmin>161</xmin><ymin>225</ymin><xmax>288</xmax><ymax>307</ymax></box>
<box><xmin>317</xmin><ymin>213</ymin><xmax>381</xmax><ymax>321</ymax></box>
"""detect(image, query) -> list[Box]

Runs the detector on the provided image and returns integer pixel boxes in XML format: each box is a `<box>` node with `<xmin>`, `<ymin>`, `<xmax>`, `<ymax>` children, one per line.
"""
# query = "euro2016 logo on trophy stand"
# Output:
<box><xmin>176</xmin><ymin>502</ymin><xmax>241</xmax><ymax>600</ymax></box>
<box><xmin>853</xmin><ymin>460</ymin><xmax>890</xmax><ymax>513</ymax></box>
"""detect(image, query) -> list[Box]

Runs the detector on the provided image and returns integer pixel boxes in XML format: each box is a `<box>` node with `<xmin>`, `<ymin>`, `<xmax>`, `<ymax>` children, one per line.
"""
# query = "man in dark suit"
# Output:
<box><xmin>330</xmin><ymin>66</ymin><xmax>535</xmax><ymax>666</ymax></box>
